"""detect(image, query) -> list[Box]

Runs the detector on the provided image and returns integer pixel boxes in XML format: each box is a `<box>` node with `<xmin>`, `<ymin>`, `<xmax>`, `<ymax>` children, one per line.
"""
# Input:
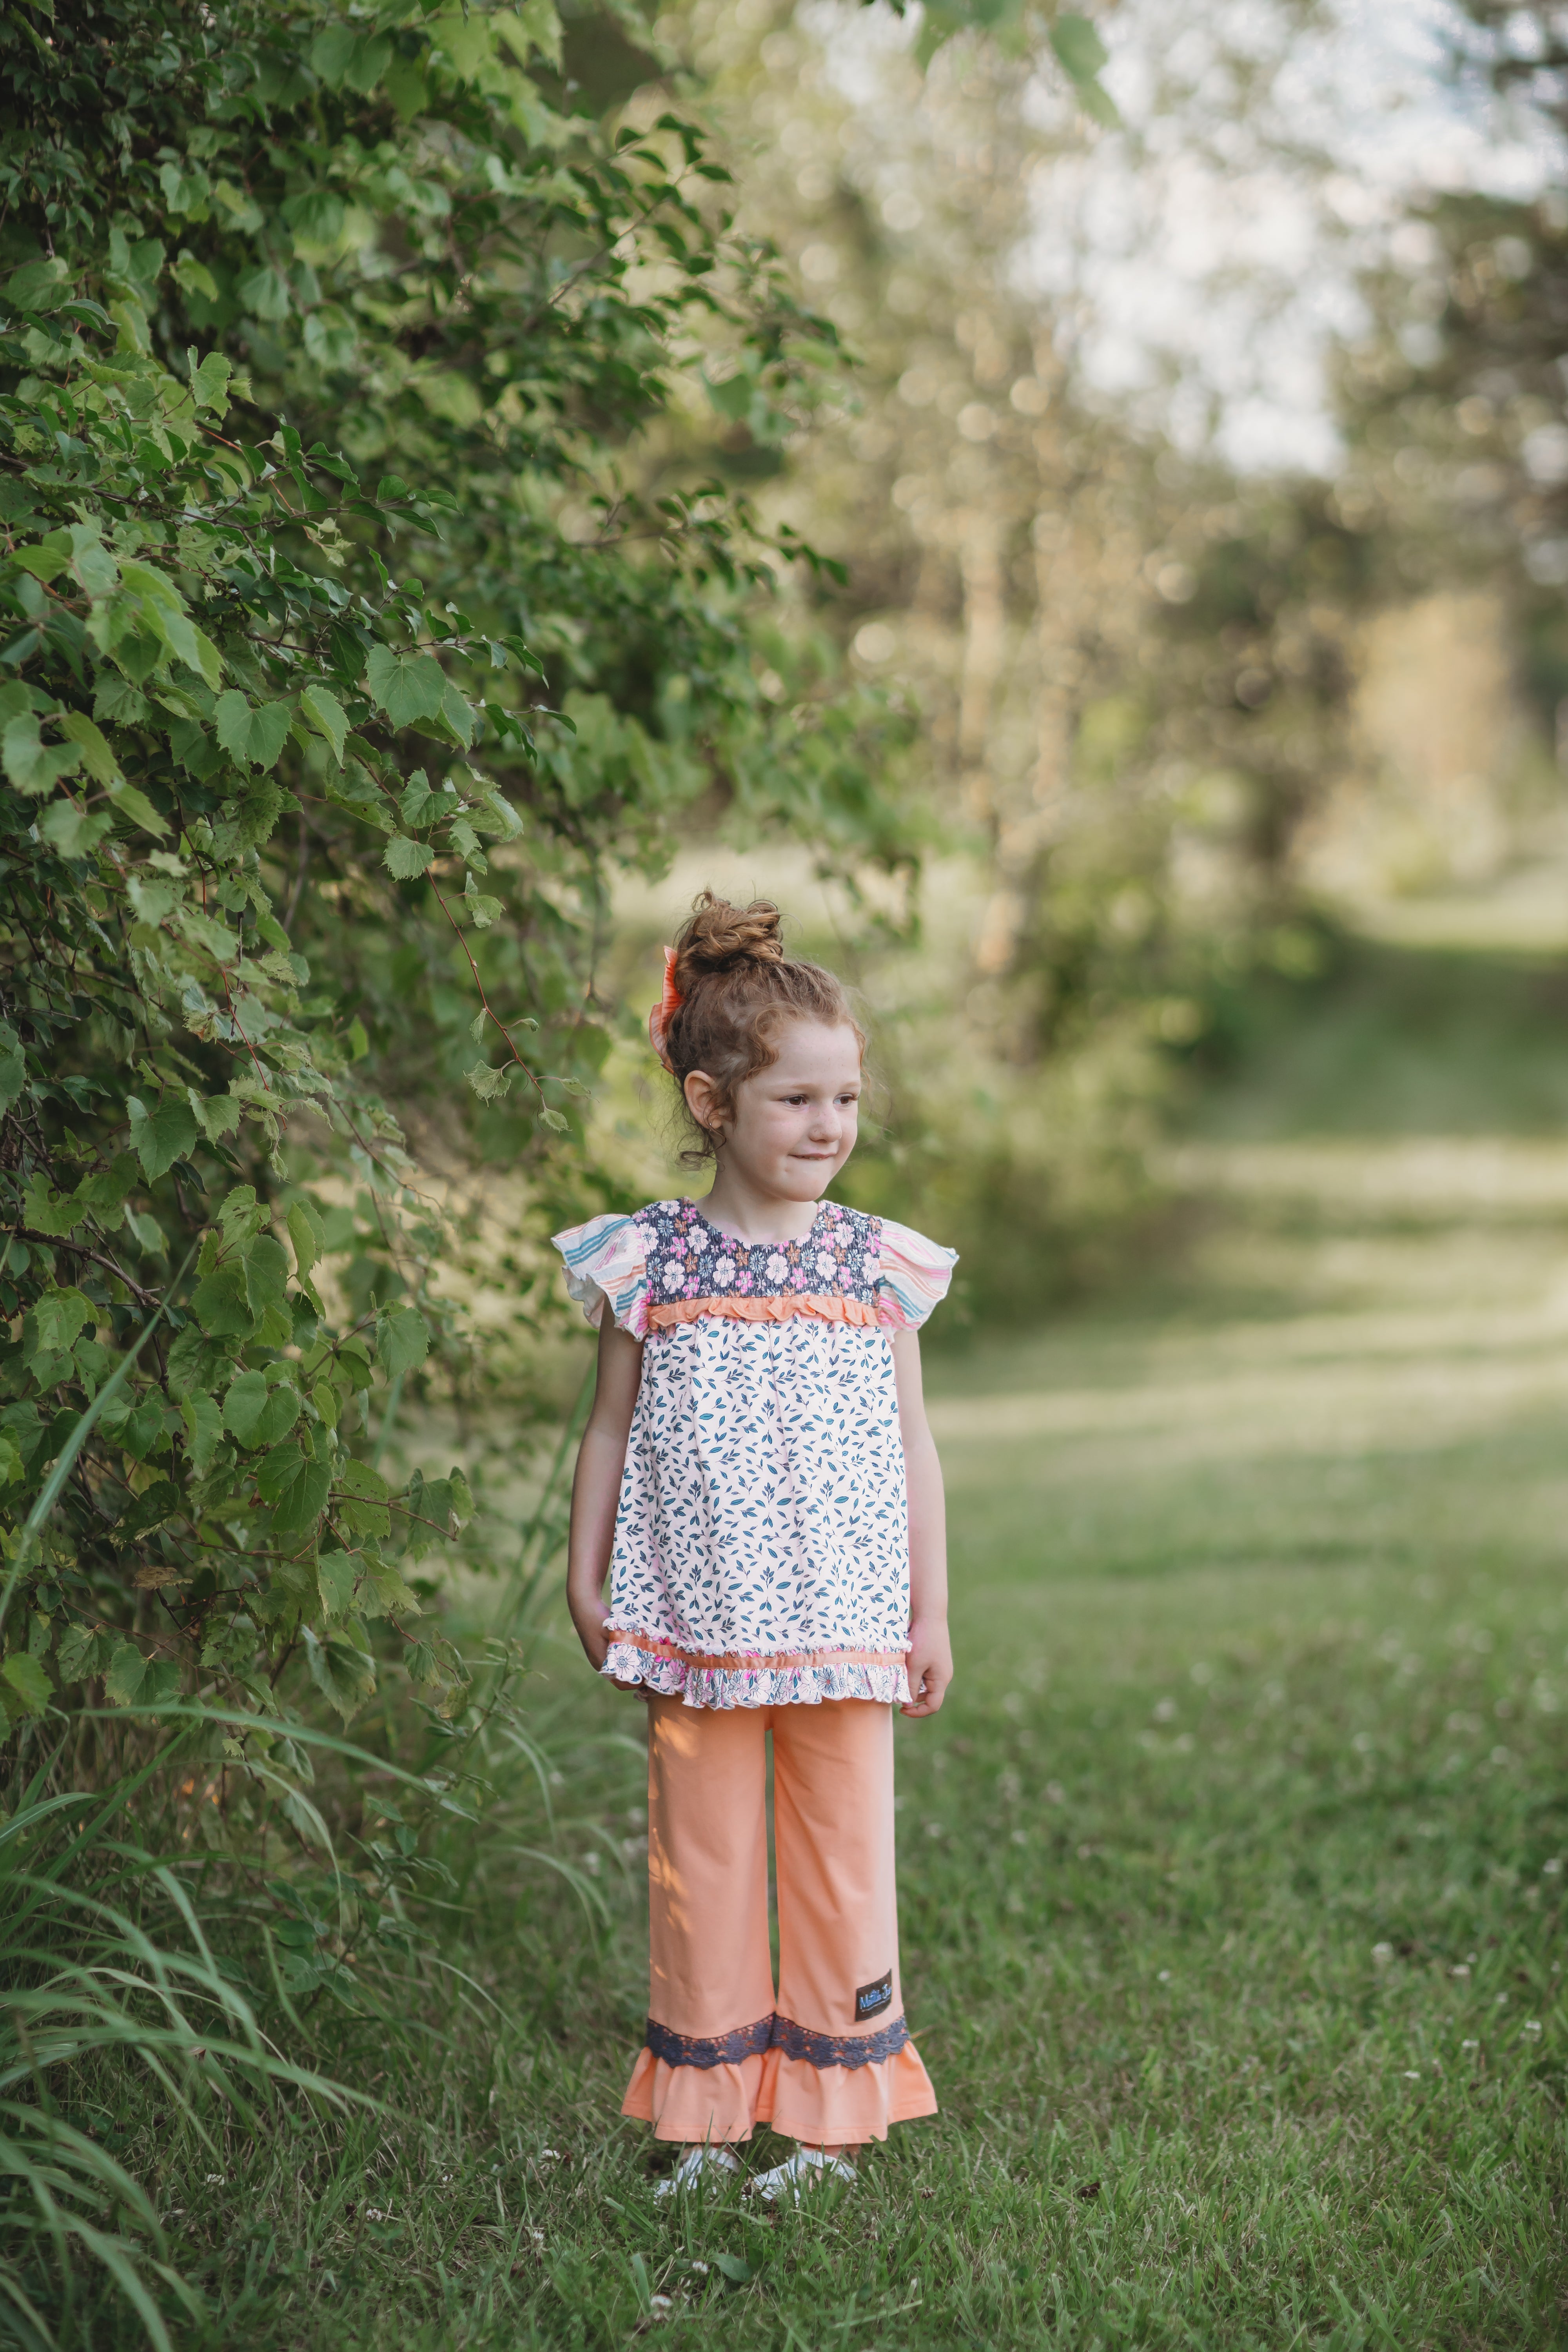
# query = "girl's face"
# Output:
<box><xmin>690</xmin><ymin>1020</ymin><xmax>863</xmax><ymax>1203</ymax></box>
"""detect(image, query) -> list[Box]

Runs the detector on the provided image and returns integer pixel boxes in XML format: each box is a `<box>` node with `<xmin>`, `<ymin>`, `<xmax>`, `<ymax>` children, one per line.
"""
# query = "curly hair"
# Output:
<box><xmin>660</xmin><ymin>891</ymin><xmax>865</xmax><ymax>1166</ymax></box>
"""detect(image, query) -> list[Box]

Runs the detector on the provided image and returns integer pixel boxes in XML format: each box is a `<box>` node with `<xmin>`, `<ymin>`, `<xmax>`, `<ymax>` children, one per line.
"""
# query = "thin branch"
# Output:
<box><xmin>219</xmin><ymin>964</ymin><xmax>272</xmax><ymax>1094</ymax></box>
<box><xmin>282</xmin><ymin>807</ymin><xmax>310</xmax><ymax>931</ymax></box>
<box><xmin>428</xmin><ymin>877</ymin><xmax>544</xmax><ymax>1099</ymax></box>
<box><xmin>17</xmin><ymin>1229</ymin><xmax>158</xmax><ymax>1306</ymax></box>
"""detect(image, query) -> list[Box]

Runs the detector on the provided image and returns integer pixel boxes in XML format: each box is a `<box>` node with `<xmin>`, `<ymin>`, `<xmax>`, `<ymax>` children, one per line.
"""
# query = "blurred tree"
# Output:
<box><xmin>1333</xmin><ymin>2</ymin><xmax>1568</xmax><ymax>744</ymax></box>
<box><xmin>629</xmin><ymin>0</ymin><xmax>1360</xmax><ymax>1312</ymax></box>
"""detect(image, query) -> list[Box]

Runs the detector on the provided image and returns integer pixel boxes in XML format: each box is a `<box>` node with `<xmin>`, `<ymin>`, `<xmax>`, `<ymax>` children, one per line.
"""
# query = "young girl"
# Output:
<box><xmin>554</xmin><ymin>893</ymin><xmax>955</xmax><ymax>2200</ymax></box>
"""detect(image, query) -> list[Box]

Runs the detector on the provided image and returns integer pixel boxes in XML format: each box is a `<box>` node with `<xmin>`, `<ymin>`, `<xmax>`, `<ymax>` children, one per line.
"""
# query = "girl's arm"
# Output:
<box><xmin>892</xmin><ymin>1327</ymin><xmax>952</xmax><ymax>1719</ymax></box>
<box><xmin>565</xmin><ymin>1309</ymin><xmax>644</xmax><ymax>1677</ymax></box>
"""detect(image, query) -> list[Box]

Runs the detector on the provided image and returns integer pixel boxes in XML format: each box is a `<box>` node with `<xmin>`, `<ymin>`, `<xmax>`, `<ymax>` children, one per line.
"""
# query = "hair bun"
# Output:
<box><xmin>674</xmin><ymin>890</ymin><xmax>785</xmax><ymax>985</ymax></box>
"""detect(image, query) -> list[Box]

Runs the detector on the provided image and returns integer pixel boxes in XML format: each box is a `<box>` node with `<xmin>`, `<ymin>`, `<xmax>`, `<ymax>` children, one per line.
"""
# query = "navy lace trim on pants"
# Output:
<box><xmin>768</xmin><ymin>2013</ymin><xmax>911</xmax><ymax>2069</ymax></box>
<box><xmin>644</xmin><ymin>2012</ymin><xmax>911</xmax><ymax>2071</ymax></box>
<box><xmin>644</xmin><ymin>2015</ymin><xmax>774</xmax><ymax>2069</ymax></box>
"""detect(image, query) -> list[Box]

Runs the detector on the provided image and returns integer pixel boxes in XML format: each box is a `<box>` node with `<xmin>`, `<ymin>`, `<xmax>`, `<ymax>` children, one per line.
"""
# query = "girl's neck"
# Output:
<box><xmin>694</xmin><ymin>1169</ymin><xmax>824</xmax><ymax>1248</ymax></box>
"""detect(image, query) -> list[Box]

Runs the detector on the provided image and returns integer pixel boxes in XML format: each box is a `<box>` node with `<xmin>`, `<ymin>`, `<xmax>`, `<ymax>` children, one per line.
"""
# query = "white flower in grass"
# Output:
<box><xmin>1371</xmin><ymin>1942</ymin><xmax>1394</xmax><ymax>1966</ymax></box>
<box><xmin>1450</xmin><ymin>1964</ymin><xmax>1470</xmax><ymax>1978</ymax></box>
<box><xmin>1524</xmin><ymin>2020</ymin><xmax>1543</xmax><ymax>2034</ymax></box>
<box><xmin>1402</xmin><ymin>2070</ymin><xmax>1421</xmax><ymax>2080</ymax></box>
<box><xmin>1461</xmin><ymin>2039</ymin><xmax>1479</xmax><ymax>2050</ymax></box>
<box><xmin>1545</xmin><ymin>1858</ymin><xmax>1563</xmax><ymax>1875</ymax></box>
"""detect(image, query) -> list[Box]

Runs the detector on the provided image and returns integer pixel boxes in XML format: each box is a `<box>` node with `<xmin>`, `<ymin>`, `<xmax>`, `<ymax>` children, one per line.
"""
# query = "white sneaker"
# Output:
<box><xmin>652</xmin><ymin>2145</ymin><xmax>742</xmax><ymax>2200</ymax></box>
<box><xmin>749</xmin><ymin>2147</ymin><xmax>858</xmax><ymax>2204</ymax></box>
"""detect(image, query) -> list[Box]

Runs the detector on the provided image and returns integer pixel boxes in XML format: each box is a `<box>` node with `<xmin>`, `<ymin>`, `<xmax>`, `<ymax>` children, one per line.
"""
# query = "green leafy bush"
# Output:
<box><xmin>0</xmin><ymin>0</ymin><xmax>905</xmax><ymax>1746</ymax></box>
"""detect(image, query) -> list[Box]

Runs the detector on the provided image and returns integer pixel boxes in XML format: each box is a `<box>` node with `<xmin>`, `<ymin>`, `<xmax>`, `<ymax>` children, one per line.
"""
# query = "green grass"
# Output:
<box><xmin>46</xmin><ymin>935</ymin><xmax>1568</xmax><ymax>2350</ymax></box>
<box><xmin>1194</xmin><ymin>935</ymin><xmax>1568</xmax><ymax>1140</ymax></box>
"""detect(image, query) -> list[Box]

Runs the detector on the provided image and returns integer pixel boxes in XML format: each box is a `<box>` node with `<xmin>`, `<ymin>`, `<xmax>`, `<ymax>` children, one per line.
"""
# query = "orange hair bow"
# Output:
<box><xmin>648</xmin><ymin>946</ymin><xmax>682</xmax><ymax>1071</ymax></box>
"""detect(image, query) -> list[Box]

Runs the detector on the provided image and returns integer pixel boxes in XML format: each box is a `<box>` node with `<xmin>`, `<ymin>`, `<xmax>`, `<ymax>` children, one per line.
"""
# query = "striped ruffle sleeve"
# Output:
<box><xmin>552</xmin><ymin>1213</ymin><xmax>649</xmax><ymax>1338</ymax></box>
<box><xmin>874</xmin><ymin>1217</ymin><xmax>958</xmax><ymax>1332</ymax></box>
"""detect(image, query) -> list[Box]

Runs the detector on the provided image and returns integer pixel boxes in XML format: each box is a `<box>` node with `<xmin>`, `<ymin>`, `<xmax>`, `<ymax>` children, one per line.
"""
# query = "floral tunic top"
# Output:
<box><xmin>553</xmin><ymin>1198</ymin><xmax>957</xmax><ymax>1708</ymax></box>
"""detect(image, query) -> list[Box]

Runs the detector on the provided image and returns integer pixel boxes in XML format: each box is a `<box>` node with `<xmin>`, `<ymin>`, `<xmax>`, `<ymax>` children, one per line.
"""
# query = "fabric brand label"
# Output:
<box><xmin>854</xmin><ymin>1970</ymin><xmax>893</xmax><ymax>2022</ymax></box>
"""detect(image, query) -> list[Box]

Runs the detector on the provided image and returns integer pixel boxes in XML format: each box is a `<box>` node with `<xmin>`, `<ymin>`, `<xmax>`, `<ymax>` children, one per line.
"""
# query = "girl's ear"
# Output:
<box><xmin>684</xmin><ymin>1068</ymin><xmax>724</xmax><ymax>1143</ymax></box>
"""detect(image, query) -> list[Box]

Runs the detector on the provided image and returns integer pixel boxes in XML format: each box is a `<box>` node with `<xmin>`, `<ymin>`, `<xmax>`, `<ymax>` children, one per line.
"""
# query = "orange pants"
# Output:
<box><xmin>621</xmin><ymin>1696</ymin><xmax>938</xmax><ymax>2145</ymax></box>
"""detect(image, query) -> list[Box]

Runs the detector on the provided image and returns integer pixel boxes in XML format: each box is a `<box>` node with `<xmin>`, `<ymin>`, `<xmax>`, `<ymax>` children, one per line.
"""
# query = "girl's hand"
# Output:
<box><xmin>567</xmin><ymin>1585</ymin><xmax>646</xmax><ymax>1695</ymax></box>
<box><xmin>901</xmin><ymin>1616</ymin><xmax>953</xmax><ymax>1718</ymax></box>
<box><xmin>568</xmin><ymin>1582</ymin><xmax>613</xmax><ymax>1672</ymax></box>
<box><xmin>893</xmin><ymin>1330</ymin><xmax>950</xmax><ymax>1720</ymax></box>
<box><xmin>565</xmin><ymin>1314</ymin><xmax>648</xmax><ymax>1694</ymax></box>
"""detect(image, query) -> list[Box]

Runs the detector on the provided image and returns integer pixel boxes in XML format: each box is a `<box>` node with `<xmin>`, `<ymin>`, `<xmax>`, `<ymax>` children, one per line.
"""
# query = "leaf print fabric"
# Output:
<box><xmin>553</xmin><ymin>1200</ymin><xmax>957</xmax><ymax>1707</ymax></box>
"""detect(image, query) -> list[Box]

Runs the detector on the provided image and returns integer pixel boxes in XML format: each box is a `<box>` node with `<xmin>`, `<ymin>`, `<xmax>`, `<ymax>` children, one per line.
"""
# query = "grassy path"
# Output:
<box><xmin>891</xmin><ymin>950</ymin><xmax>1568</xmax><ymax>2348</ymax></box>
<box><xmin>902</xmin><ymin>1131</ymin><xmax>1568</xmax><ymax>2348</ymax></box>
<box><xmin>276</xmin><ymin>942</ymin><xmax>1568</xmax><ymax>2351</ymax></box>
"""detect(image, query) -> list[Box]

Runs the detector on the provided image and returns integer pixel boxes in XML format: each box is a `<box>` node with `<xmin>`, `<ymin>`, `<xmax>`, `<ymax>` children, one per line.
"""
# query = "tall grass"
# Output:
<box><xmin>0</xmin><ymin>1730</ymin><xmax>370</xmax><ymax>2352</ymax></box>
<box><xmin>0</xmin><ymin>1345</ymin><xmax>603</xmax><ymax>2350</ymax></box>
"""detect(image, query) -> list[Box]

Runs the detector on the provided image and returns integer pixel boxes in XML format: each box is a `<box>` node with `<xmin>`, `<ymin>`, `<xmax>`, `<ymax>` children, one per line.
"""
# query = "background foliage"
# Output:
<box><xmin>585</xmin><ymin>0</ymin><xmax>1374</xmax><ymax>1317</ymax></box>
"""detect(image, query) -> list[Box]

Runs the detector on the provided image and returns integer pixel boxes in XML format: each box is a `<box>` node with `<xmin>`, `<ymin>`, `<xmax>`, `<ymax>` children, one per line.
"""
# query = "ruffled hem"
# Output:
<box><xmin>621</xmin><ymin>2040</ymin><xmax>937</xmax><ymax>2144</ymax></box>
<box><xmin>603</xmin><ymin>1637</ymin><xmax>910</xmax><ymax>1709</ymax></box>
<box><xmin>763</xmin><ymin>2040</ymin><xmax>937</xmax><ymax>2143</ymax></box>
<box><xmin>622</xmin><ymin>2048</ymin><xmax>766</xmax><ymax>2143</ymax></box>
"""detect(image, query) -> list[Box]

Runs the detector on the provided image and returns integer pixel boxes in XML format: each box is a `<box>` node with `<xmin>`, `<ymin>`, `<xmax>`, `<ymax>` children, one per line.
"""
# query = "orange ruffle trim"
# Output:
<box><xmin>621</xmin><ymin>2039</ymin><xmax>937</xmax><ymax>2144</ymax></box>
<box><xmin>647</xmin><ymin>1292</ymin><xmax>880</xmax><ymax>1331</ymax></box>
<box><xmin>608</xmin><ymin>1628</ymin><xmax>907</xmax><ymax>1671</ymax></box>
